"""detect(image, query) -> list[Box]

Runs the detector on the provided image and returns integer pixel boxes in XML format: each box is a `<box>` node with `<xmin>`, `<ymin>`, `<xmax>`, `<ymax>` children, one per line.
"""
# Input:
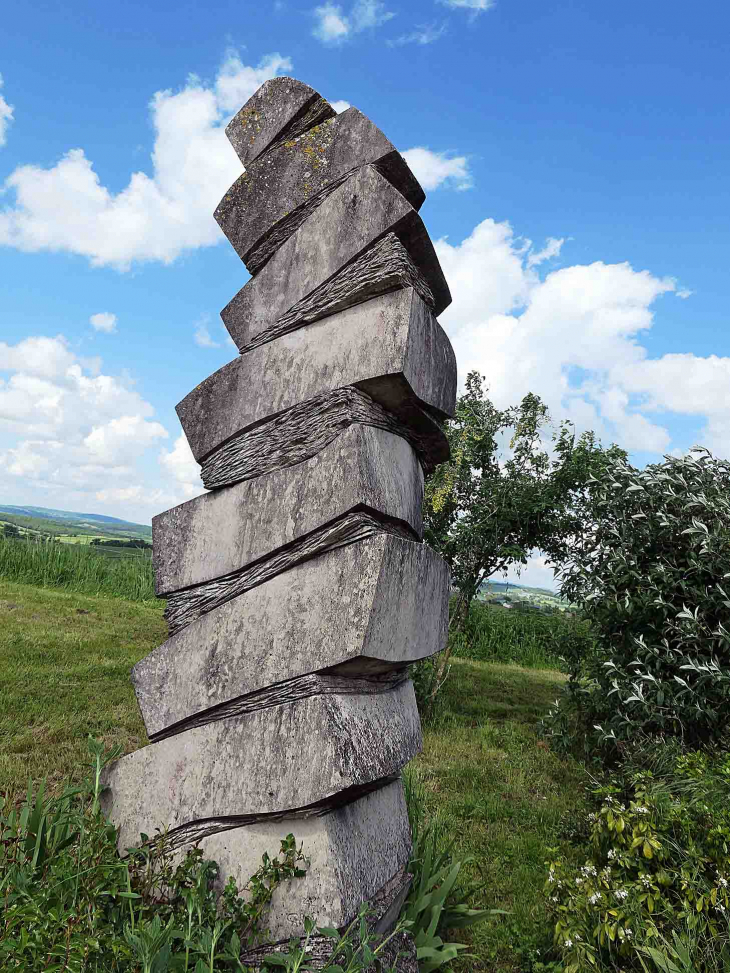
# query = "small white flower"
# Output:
<box><xmin>564</xmin><ymin>939</ymin><xmax>573</xmax><ymax>948</ymax></box>
<box><xmin>551</xmin><ymin>896</ymin><xmax>559</xmax><ymax>903</ymax></box>
<box><xmin>614</xmin><ymin>889</ymin><xmax>629</xmax><ymax>901</ymax></box>
<box><xmin>575</xmin><ymin>934</ymin><xmax>582</xmax><ymax>941</ymax></box>
<box><xmin>588</xmin><ymin>812</ymin><xmax>597</xmax><ymax>822</ymax></box>
<box><xmin>548</xmin><ymin>871</ymin><xmax>555</xmax><ymax>883</ymax></box>
<box><xmin>575</xmin><ymin>878</ymin><xmax>583</xmax><ymax>885</ymax></box>
<box><xmin>607</xmin><ymin>849</ymin><xmax>616</xmax><ymax>860</ymax></box>
<box><xmin>589</xmin><ymin>892</ymin><xmax>602</xmax><ymax>905</ymax></box>
<box><xmin>635</xmin><ymin>806</ymin><xmax>649</xmax><ymax>814</ymax></box>
<box><xmin>720</xmin><ymin>877</ymin><xmax>728</xmax><ymax>888</ymax></box>
<box><xmin>625</xmin><ymin>928</ymin><xmax>633</xmax><ymax>938</ymax></box>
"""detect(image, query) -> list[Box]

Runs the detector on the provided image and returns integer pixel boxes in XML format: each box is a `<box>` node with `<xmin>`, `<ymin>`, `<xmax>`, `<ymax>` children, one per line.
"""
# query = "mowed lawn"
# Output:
<box><xmin>0</xmin><ymin>579</ymin><xmax>165</xmax><ymax>793</ymax></box>
<box><xmin>0</xmin><ymin>579</ymin><xmax>585</xmax><ymax>970</ymax></box>
<box><xmin>414</xmin><ymin>660</ymin><xmax>586</xmax><ymax>971</ymax></box>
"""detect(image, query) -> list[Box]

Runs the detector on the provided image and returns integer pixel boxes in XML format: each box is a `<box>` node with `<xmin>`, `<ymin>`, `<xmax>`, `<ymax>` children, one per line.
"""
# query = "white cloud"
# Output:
<box><xmin>401</xmin><ymin>147</ymin><xmax>473</xmax><ymax>191</ymax></box>
<box><xmin>159</xmin><ymin>434</ymin><xmax>204</xmax><ymax>500</ymax></box>
<box><xmin>0</xmin><ymin>51</ymin><xmax>291</xmax><ymax>269</ymax></box>
<box><xmin>676</xmin><ymin>287</ymin><xmax>693</xmax><ymax>299</ymax></box>
<box><xmin>90</xmin><ymin>311</ymin><xmax>118</xmax><ymax>333</ymax></box>
<box><xmin>352</xmin><ymin>0</ymin><xmax>394</xmax><ymax>29</ymax></box>
<box><xmin>0</xmin><ymin>334</ymin><xmax>203</xmax><ymax>523</ymax></box>
<box><xmin>312</xmin><ymin>0</ymin><xmax>393</xmax><ymax>43</ymax></box>
<box><xmin>440</xmin><ymin>0</ymin><xmax>496</xmax><ymax>12</ymax></box>
<box><xmin>313</xmin><ymin>3</ymin><xmax>351</xmax><ymax>42</ymax></box>
<box><xmin>330</xmin><ymin>99</ymin><xmax>352</xmax><ymax>113</ymax></box>
<box><xmin>0</xmin><ymin>74</ymin><xmax>13</xmax><ymax>148</ymax></box>
<box><xmin>526</xmin><ymin>237</ymin><xmax>564</xmax><ymax>268</ymax></box>
<box><xmin>193</xmin><ymin>316</ymin><xmax>220</xmax><ymax>348</ymax></box>
<box><xmin>389</xmin><ymin>22</ymin><xmax>447</xmax><ymax>45</ymax></box>
<box><xmin>436</xmin><ymin>217</ymin><xmax>730</xmax><ymax>461</ymax></box>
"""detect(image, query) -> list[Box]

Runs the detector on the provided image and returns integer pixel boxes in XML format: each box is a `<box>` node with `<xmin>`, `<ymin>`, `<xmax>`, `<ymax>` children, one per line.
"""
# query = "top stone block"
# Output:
<box><xmin>225</xmin><ymin>77</ymin><xmax>335</xmax><ymax>168</ymax></box>
<box><xmin>214</xmin><ymin>108</ymin><xmax>425</xmax><ymax>275</ymax></box>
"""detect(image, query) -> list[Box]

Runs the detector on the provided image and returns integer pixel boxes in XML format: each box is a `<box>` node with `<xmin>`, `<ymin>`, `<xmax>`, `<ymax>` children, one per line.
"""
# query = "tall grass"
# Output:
<box><xmin>0</xmin><ymin>536</ymin><xmax>155</xmax><ymax>601</ymax></box>
<box><xmin>452</xmin><ymin>600</ymin><xmax>593</xmax><ymax>670</ymax></box>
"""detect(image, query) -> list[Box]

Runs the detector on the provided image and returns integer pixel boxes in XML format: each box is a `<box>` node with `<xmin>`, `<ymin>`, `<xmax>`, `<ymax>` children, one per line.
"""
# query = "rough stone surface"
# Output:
<box><xmin>198</xmin><ymin>385</ymin><xmax>448</xmax><ymax>488</ymax></box>
<box><xmin>153</xmin><ymin>425</ymin><xmax>423</xmax><ymax>597</ymax></box>
<box><xmin>176</xmin><ymin>288</ymin><xmax>457</xmax><ymax>465</ymax></box>
<box><xmin>220</xmin><ymin>166</ymin><xmax>450</xmax><ymax>350</ymax></box>
<box><xmin>134</xmin><ymin>533</ymin><xmax>448</xmax><ymax>738</ymax></box>
<box><xmin>100</xmin><ymin>680</ymin><xmax>421</xmax><ymax>853</ymax></box>
<box><xmin>162</xmin><ymin>510</ymin><xmax>412</xmax><ymax>637</ymax></box>
<box><xmin>214</xmin><ymin>109</ymin><xmax>424</xmax><ymax>274</ymax></box>
<box><xmin>225</xmin><ymin>77</ymin><xmax>335</xmax><ymax>167</ymax></box>
<box><xmin>173</xmin><ymin>781</ymin><xmax>411</xmax><ymax>943</ymax></box>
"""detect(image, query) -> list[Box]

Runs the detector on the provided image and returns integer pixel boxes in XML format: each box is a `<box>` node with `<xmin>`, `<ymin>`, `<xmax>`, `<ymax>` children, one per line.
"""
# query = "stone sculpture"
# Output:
<box><xmin>101</xmin><ymin>77</ymin><xmax>457</xmax><ymax>968</ymax></box>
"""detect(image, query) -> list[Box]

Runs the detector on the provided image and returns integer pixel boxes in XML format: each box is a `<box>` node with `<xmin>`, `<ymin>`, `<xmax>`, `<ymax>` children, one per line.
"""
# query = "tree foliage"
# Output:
<box><xmin>547</xmin><ymin>446</ymin><xmax>730</xmax><ymax>751</ymax></box>
<box><xmin>424</xmin><ymin>371</ymin><xmax>626</xmax><ymax>626</ymax></box>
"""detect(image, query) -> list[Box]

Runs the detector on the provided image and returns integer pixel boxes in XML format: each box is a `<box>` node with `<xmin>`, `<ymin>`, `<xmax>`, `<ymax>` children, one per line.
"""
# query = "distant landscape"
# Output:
<box><xmin>0</xmin><ymin>504</ymin><xmax>152</xmax><ymax>556</ymax></box>
<box><xmin>478</xmin><ymin>578</ymin><xmax>569</xmax><ymax>612</ymax></box>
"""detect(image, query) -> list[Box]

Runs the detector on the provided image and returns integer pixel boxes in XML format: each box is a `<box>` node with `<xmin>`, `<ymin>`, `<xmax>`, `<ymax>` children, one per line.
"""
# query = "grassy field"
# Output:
<box><xmin>451</xmin><ymin>598</ymin><xmax>592</xmax><ymax>671</ymax></box>
<box><xmin>0</xmin><ymin>576</ymin><xmax>586</xmax><ymax>971</ymax></box>
<box><xmin>414</xmin><ymin>660</ymin><xmax>586</xmax><ymax>971</ymax></box>
<box><xmin>0</xmin><ymin>535</ymin><xmax>155</xmax><ymax>600</ymax></box>
<box><xmin>0</xmin><ymin>580</ymin><xmax>164</xmax><ymax>793</ymax></box>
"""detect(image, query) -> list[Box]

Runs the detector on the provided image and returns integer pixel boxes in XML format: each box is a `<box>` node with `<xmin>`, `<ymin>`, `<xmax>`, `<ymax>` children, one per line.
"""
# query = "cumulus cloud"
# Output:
<box><xmin>0</xmin><ymin>334</ymin><xmax>203</xmax><ymax>522</ymax></box>
<box><xmin>434</xmin><ymin>217</ymin><xmax>726</xmax><ymax>460</ymax></box>
<box><xmin>330</xmin><ymin>99</ymin><xmax>352</xmax><ymax>113</ymax></box>
<box><xmin>388</xmin><ymin>21</ymin><xmax>448</xmax><ymax>45</ymax></box>
<box><xmin>676</xmin><ymin>287</ymin><xmax>693</xmax><ymax>299</ymax></box>
<box><xmin>312</xmin><ymin>0</ymin><xmax>394</xmax><ymax>44</ymax></box>
<box><xmin>401</xmin><ymin>147</ymin><xmax>473</xmax><ymax>190</ymax></box>
<box><xmin>0</xmin><ymin>74</ymin><xmax>13</xmax><ymax>148</ymax></box>
<box><xmin>89</xmin><ymin>311</ymin><xmax>117</xmax><ymax>334</ymax></box>
<box><xmin>0</xmin><ymin>51</ymin><xmax>291</xmax><ymax>269</ymax></box>
<box><xmin>159</xmin><ymin>434</ymin><xmax>204</xmax><ymax>501</ymax></box>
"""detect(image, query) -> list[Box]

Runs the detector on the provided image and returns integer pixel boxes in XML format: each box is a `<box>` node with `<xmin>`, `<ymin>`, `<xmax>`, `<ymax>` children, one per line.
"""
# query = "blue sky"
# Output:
<box><xmin>1</xmin><ymin>0</ymin><xmax>728</xmax><ymax>588</ymax></box>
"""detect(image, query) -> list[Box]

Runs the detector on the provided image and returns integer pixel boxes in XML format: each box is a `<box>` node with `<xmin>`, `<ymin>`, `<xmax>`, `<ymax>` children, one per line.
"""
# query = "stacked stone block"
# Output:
<box><xmin>101</xmin><ymin>77</ymin><xmax>457</xmax><ymax>964</ymax></box>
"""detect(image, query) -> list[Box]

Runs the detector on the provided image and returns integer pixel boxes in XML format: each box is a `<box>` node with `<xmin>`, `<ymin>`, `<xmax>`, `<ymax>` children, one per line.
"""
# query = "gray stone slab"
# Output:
<box><xmin>134</xmin><ymin>533</ymin><xmax>448</xmax><ymax>738</ymax></box>
<box><xmin>100</xmin><ymin>680</ymin><xmax>421</xmax><ymax>853</ymax></box>
<box><xmin>199</xmin><ymin>385</ymin><xmax>448</xmax><ymax>488</ymax></box>
<box><xmin>225</xmin><ymin>77</ymin><xmax>335</xmax><ymax>167</ymax></box>
<box><xmin>177</xmin><ymin>288</ymin><xmax>456</xmax><ymax>465</ymax></box>
<box><xmin>214</xmin><ymin>108</ymin><xmax>425</xmax><ymax>274</ymax></box>
<box><xmin>152</xmin><ymin>425</ymin><xmax>423</xmax><ymax>597</ymax></box>
<box><xmin>220</xmin><ymin>166</ymin><xmax>450</xmax><ymax>351</ymax></box>
<box><xmin>176</xmin><ymin>781</ymin><xmax>411</xmax><ymax>943</ymax></box>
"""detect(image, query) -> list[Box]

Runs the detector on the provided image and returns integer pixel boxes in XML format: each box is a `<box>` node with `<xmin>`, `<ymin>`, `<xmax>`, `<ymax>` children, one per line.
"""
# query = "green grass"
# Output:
<box><xmin>0</xmin><ymin>535</ymin><xmax>155</xmax><ymax>600</ymax></box>
<box><xmin>453</xmin><ymin>599</ymin><xmax>592</xmax><ymax>671</ymax></box>
<box><xmin>0</xmin><ymin>580</ymin><xmax>165</xmax><ymax>794</ymax></box>
<box><xmin>414</xmin><ymin>659</ymin><xmax>587</xmax><ymax>971</ymax></box>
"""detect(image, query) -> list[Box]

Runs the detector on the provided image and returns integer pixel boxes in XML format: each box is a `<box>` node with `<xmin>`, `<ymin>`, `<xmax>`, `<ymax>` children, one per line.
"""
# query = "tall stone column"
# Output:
<box><xmin>102</xmin><ymin>77</ymin><xmax>457</xmax><ymax>966</ymax></box>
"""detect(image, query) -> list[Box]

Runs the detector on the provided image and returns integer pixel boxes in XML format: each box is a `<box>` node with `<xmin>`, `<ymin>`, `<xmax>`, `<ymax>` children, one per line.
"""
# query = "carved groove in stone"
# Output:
<box><xmin>151</xmin><ymin>669</ymin><xmax>408</xmax><ymax>742</ymax></box>
<box><xmin>245</xmin><ymin>160</ymin><xmax>413</xmax><ymax>277</ymax></box>
<box><xmin>164</xmin><ymin>509</ymin><xmax>416</xmax><ymax>636</ymax></box>
<box><xmin>242</xmin><ymin>233</ymin><xmax>435</xmax><ymax>354</ymax></box>
<box><xmin>200</xmin><ymin>386</ymin><xmax>442</xmax><ymax>490</ymax></box>
<box><xmin>162</xmin><ymin>776</ymin><xmax>400</xmax><ymax>851</ymax></box>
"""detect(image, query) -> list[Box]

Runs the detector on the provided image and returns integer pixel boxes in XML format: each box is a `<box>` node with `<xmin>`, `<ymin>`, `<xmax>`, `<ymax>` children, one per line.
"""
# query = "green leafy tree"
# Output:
<box><xmin>425</xmin><ymin>371</ymin><xmax>626</xmax><ymax>631</ymax></box>
<box><xmin>547</xmin><ymin>445</ymin><xmax>730</xmax><ymax>752</ymax></box>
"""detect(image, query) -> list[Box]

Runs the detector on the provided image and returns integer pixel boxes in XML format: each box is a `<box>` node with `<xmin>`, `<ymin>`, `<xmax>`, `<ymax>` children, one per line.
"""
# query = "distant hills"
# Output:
<box><xmin>0</xmin><ymin>504</ymin><xmax>152</xmax><ymax>542</ymax></box>
<box><xmin>479</xmin><ymin>578</ymin><xmax>570</xmax><ymax>611</ymax></box>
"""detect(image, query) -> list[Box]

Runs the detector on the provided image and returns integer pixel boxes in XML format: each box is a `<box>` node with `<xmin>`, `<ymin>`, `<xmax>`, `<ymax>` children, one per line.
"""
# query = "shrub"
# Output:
<box><xmin>544</xmin><ymin>745</ymin><xmax>730</xmax><ymax>972</ymax></box>
<box><xmin>548</xmin><ymin>447</ymin><xmax>730</xmax><ymax>753</ymax></box>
